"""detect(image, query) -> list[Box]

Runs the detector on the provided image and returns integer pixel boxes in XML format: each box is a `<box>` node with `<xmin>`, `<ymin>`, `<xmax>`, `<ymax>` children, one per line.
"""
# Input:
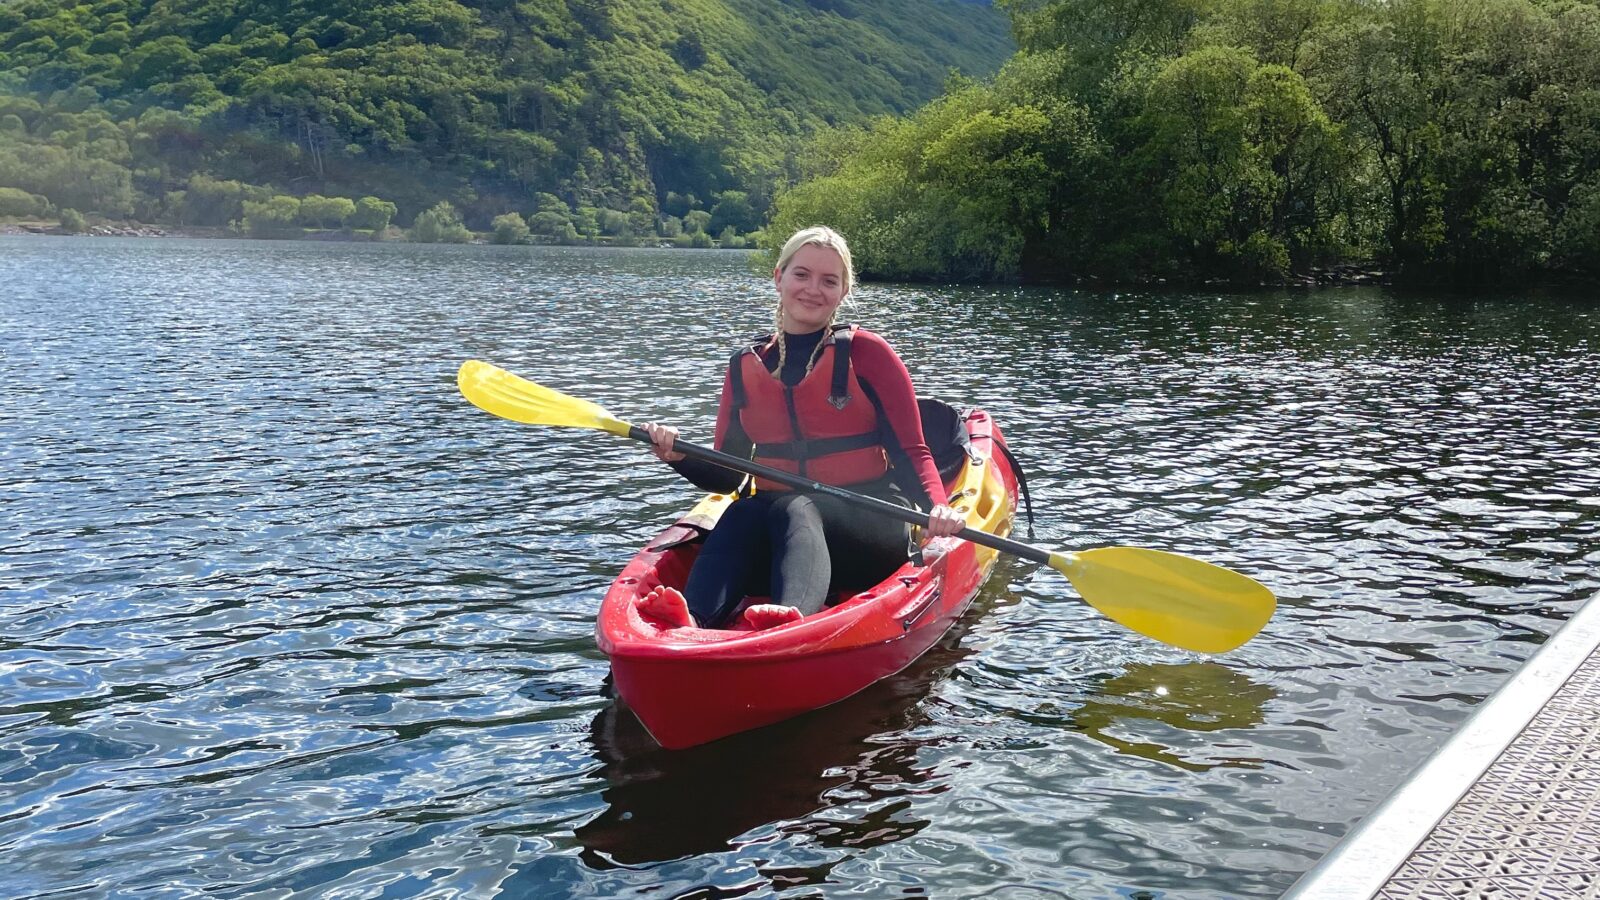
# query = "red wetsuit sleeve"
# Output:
<box><xmin>852</xmin><ymin>330</ymin><xmax>950</xmax><ymax>508</ymax></box>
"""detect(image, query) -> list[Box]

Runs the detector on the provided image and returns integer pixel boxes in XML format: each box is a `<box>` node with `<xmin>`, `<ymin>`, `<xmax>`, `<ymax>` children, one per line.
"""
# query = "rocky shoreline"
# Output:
<box><xmin>2</xmin><ymin>222</ymin><xmax>178</xmax><ymax>238</ymax></box>
<box><xmin>0</xmin><ymin>222</ymin><xmax>405</xmax><ymax>241</ymax></box>
<box><xmin>1307</xmin><ymin>263</ymin><xmax>1390</xmax><ymax>286</ymax></box>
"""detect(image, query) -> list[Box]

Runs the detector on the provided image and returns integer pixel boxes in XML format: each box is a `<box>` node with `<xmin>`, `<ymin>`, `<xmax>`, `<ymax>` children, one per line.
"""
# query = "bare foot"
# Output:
<box><xmin>636</xmin><ymin>585</ymin><xmax>695</xmax><ymax>629</ymax></box>
<box><xmin>742</xmin><ymin>603</ymin><xmax>803</xmax><ymax>630</ymax></box>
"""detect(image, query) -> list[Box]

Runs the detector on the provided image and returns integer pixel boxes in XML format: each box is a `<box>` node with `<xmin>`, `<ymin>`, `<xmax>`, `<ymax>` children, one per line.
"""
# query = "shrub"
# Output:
<box><xmin>299</xmin><ymin>195</ymin><xmax>355</xmax><ymax>229</ymax></box>
<box><xmin>409</xmin><ymin>202</ymin><xmax>472</xmax><ymax>243</ymax></box>
<box><xmin>683</xmin><ymin>209</ymin><xmax>712</xmax><ymax>234</ymax></box>
<box><xmin>598</xmin><ymin>208</ymin><xmax>631</xmax><ymax>236</ymax></box>
<box><xmin>241</xmin><ymin>195</ymin><xmax>302</xmax><ymax>237</ymax></box>
<box><xmin>528</xmin><ymin>210</ymin><xmax>571</xmax><ymax>238</ymax></box>
<box><xmin>350</xmin><ymin>196</ymin><xmax>396</xmax><ymax>232</ymax></box>
<box><xmin>0</xmin><ymin>186</ymin><xmax>50</xmax><ymax>217</ymax></box>
<box><xmin>491</xmin><ymin>212</ymin><xmax>530</xmax><ymax>244</ymax></box>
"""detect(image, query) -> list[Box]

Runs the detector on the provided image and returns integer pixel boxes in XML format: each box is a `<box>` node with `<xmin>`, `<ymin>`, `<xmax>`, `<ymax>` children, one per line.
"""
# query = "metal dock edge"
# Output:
<box><xmin>1286</xmin><ymin>594</ymin><xmax>1600</xmax><ymax>899</ymax></box>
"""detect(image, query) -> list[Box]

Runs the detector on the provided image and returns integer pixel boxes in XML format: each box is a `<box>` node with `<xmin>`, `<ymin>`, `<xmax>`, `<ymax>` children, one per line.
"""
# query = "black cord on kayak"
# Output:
<box><xmin>991</xmin><ymin>440</ymin><xmax>1036</xmax><ymax>540</ymax></box>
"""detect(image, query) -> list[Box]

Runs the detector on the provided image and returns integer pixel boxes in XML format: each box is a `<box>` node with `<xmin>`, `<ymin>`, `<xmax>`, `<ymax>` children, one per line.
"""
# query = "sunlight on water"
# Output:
<box><xmin>2</xmin><ymin>237</ymin><xmax>1597</xmax><ymax>898</ymax></box>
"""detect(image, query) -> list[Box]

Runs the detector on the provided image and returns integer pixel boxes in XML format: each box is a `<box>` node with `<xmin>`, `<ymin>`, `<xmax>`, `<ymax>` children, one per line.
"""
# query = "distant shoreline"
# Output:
<box><xmin>6</xmin><ymin>222</ymin><xmax>1395</xmax><ymax>287</ymax></box>
<box><xmin>4</xmin><ymin>221</ymin><xmax>1399</xmax><ymax>286</ymax></box>
<box><xmin>0</xmin><ymin>221</ymin><xmax>753</xmax><ymax>251</ymax></box>
<box><xmin>2</xmin><ymin>221</ymin><xmax>348</xmax><ymax>240</ymax></box>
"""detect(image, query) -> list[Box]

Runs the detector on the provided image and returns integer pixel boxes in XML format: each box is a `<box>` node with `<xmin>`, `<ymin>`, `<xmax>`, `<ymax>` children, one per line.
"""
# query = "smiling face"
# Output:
<box><xmin>774</xmin><ymin>243</ymin><xmax>848</xmax><ymax>334</ymax></box>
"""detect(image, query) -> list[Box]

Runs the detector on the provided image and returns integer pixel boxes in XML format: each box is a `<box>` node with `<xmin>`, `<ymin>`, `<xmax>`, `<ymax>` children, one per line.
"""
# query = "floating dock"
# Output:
<box><xmin>1286</xmin><ymin>597</ymin><xmax>1600</xmax><ymax>898</ymax></box>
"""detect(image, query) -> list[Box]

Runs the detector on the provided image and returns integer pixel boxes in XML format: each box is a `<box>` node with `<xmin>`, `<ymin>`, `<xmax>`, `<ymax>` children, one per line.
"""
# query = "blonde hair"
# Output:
<box><xmin>775</xmin><ymin>225</ymin><xmax>856</xmax><ymax>294</ymax></box>
<box><xmin>772</xmin><ymin>226</ymin><xmax>855</xmax><ymax>376</ymax></box>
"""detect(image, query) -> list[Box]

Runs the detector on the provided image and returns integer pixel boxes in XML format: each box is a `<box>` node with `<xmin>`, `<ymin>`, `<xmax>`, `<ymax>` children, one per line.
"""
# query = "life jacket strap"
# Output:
<box><xmin>827</xmin><ymin>323</ymin><xmax>853</xmax><ymax>409</ymax></box>
<box><xmin>754</xmin><ymin>430</ymin><xmax>882</xmax><ymax>461</ymax></box>
<box><xmin>728</xmin><ymin>343</ymin><xmax>753</xmax><ymax>410</ymax></box>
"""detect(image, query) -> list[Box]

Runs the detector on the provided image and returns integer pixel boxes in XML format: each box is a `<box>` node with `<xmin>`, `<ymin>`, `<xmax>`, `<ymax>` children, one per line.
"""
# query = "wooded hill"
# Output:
<box><xmin>769</xmin><ymin>0</ymin><xmax>1600</xmax><ymax>284</ymax></box>
<box><xmin>0</xmin><ymin>0</ymin><xmax>1011</xmax><ymax>233</ymax></box>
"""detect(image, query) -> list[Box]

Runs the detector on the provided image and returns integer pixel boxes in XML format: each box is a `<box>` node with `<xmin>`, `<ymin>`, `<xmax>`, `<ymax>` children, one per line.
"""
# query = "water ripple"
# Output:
<box><xmin>2</xmin><ymin>238</ymin><xmax>1598</xmax><ymax>897</ymax></box>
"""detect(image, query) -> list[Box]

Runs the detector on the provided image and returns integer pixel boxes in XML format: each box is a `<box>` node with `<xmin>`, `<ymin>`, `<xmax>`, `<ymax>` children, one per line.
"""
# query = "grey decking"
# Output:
<box><xmin>1286</xmin><ymin>595</ymin><xmax>1600</xmax><ymax>899</ymax></box>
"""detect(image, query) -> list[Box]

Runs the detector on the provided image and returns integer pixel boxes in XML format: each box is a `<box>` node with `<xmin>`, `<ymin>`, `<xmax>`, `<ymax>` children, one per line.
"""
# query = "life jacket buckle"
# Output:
<box><xmin>827</xmin><ymin>393</ymin><xmax>851</xmax><ymax>410</ymax></box>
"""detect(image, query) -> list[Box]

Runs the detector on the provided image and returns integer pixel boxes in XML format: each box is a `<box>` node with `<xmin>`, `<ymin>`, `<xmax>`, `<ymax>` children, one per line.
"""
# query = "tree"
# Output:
<box><xmin>1130</xmin><ymin>47</ymin><xmax>1342</xmax><ymax>277</ymax></box>
<box><xmin>1317</xmin><ymin>13</ymin><xmax>1447</xmax><ymax>270</ymax></box>
<box><xmin>1554</xmin><ymin>180</ymin><xmax>1600</xmax><ymax>275</ymax></box>
<box><xmin>350</xmin><ymin>196</ymin><xmax>397</xmax><ymax>232</ymax></box>
<box><xmin>598</xmin><ymin>208</ymin><xmax>631</xmax><ymax>236</ymax></box>
<box><xmin>999</xmin><ymin>0</ymin><xmax>1210</xmax><ymax>99</ymax></box>
<box><xmin>533</xmin><ymin>193</ymin><xmax>571</xmax><ymax>215</ymax></box>
<box><xmin>180</xmin><ymin>176</ymin><xmax>263</xmax><ymax>227</ymax></box>
<box><xmin>491</xmin><ymin>211</ymin><xmax>530</xmax><ymax>243</ymax></box>
<box><xmin>663</xmin><ymin>191</ymin><xmax>698</xmax><ymax>218</ymax></box>
<box><xmin>242</xmin><ymin>195</ymin><xmax>302</xmax><ymax>237</ymax></box>
<box><xmin>572</xmin><ymin>206</ymin><xmax>600</xmax><ymax>238</ymax></box>
<box><xmin>627</xmin><ymin>196</ymin><xmax>656</xmax><ymax>235</ymax></box>
<box><xmin>410</xmin><ymin>201</ymin><xmax>472</xmax><ymax>242</ymax></box>
<box><xmin>683</xmin><ymin>209</ymin><xmax>712</xmax><ymax>234</ymax></box>
<box><xmin>708</xmin><ymin>190</ymin><xmax>759</xmax><ymax>234</ymax></box>
<box><xmin>0</xmin><ymin>186</ymin><xmax>51</xmax><ymax>217</ymax></box>
<box><xmin>529</xmin><ymin>209</ymin><xmax>573</xmax><ymax>238</ymax></box>
<box><xmin>299</xmin><ymin>195</ymin><xmax>356</xmax><ymax>229</ymax></box>
<box><xmin>44</xmin><ymin>153</ymin><xmax>134</xmax><ymax>217</ymax></box>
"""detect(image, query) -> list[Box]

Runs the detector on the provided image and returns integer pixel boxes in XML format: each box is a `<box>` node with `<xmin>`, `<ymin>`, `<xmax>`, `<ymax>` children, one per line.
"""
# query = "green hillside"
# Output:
<box><xmin>0</xmin><ymin>0</ymin><xmax>1011</xmax><ymax>233</ymax></box>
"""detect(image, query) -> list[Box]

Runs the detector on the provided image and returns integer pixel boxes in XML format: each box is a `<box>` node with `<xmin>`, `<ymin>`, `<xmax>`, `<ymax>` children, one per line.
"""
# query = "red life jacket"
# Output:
<box><xmin>728</xmin><ymin>325</ymin><xmax>887</xmax><ymax>492</ymax></box>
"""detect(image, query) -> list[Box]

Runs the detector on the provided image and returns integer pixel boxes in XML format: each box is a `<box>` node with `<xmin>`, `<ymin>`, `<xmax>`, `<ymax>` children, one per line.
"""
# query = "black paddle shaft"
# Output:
<box><xmin>626</xmin><ymin>425</ymin><xmax>1052</xmax><ymax>566</ymax></box>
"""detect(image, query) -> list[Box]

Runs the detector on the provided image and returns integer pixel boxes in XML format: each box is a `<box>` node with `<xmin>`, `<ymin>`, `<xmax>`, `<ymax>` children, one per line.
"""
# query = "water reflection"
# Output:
<box><xmin>1070</xmin><ymin>662</ymin><xmax>1275</xmax><ymax>772</ymax></box>
<box><xmin>576</xmin><ymin>630</ymin><xmax>973</xmax><ymax>865</ymax></box>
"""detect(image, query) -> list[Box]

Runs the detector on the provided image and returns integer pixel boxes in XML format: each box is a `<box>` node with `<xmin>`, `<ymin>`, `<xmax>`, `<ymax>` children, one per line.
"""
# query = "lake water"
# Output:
<box><xmin>2</xmin><ymin>237</ymin><xmax>1597</xmax><ymax>898</ymax></box>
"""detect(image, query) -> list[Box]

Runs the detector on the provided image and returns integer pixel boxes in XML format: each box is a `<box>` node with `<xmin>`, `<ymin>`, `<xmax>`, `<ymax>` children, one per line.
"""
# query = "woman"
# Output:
<box><xmin>638</xmin><ymin>226</ymin><xmax>966</xmax><ymax>631</ymax></box>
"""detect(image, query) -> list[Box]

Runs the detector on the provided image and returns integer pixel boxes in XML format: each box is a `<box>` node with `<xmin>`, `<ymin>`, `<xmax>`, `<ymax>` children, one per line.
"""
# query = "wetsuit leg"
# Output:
<box><xmin>811</xmin><ymin>491</ymin><xmax>913</xmax><ymax>591</ymax></box>
<box><xmin>767</xmin><ymin>490</ymin><xmax>912</xmax><ymax>614</ymax></box>
<box><xmin>682</xmin><ymin>496</ymin><xmax>772</xmax><ymax>627</ymax></box>
<box><xmin>766</xmin><ymin>493</ymin><xmax>831</xmax><ymax>615</ymax></box>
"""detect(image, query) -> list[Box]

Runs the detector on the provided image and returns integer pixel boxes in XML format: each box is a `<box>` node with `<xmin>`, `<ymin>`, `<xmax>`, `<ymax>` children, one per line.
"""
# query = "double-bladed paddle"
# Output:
<box><xmin>457</xmin><ymin>359</ymin><xmax>1275</xmax><ymax>653</ymax></box>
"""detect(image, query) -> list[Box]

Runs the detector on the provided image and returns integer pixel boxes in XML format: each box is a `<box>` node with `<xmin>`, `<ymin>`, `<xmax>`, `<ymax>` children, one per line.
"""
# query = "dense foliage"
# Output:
<box><xmin>770</xmin><ymin>0</ymin><xmax>1600</xmax><ymax>283</ymax></box>
<box><xmin>0</xmin><ymin>0</ymin><xmax>1011</xmax><ymax>236</ymax></box>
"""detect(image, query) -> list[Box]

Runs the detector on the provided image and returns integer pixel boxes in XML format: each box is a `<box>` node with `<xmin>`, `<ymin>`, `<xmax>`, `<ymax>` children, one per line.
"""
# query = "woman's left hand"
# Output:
<box><xmin>924</xmin><ymin>504</ymin><xmax>965</xmax><ymax>538</ymax></box>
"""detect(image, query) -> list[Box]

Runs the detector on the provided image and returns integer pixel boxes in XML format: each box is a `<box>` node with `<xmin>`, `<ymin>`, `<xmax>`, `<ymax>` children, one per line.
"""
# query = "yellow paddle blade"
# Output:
<box><xmin>457</xmin><ymin>360</ymin><xmax>632</xmax><ymax>436</ymax></box>
<box><xmin>1047</xmin><ymin>547</ymin><xmax>1275</xmax><ymax>654</ymax></box>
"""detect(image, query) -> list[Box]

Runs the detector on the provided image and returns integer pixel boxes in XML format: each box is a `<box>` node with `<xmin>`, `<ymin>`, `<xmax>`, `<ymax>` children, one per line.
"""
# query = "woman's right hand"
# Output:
<box><xmin>642</xmin><ymin>422</ymin><xmax>685</xmax><ymax>463</ymax></box>
<box><xmin>924</xmin><ymin>503</ymin><xmax>966</xmax><ymax>538</ymax></box>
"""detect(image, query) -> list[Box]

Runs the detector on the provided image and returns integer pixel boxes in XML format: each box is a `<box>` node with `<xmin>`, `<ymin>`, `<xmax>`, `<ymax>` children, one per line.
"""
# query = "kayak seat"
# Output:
<box><xmin>916</xmin><ymin>397</ymin><xmax>980</xmax><ymax>486</ymax></box>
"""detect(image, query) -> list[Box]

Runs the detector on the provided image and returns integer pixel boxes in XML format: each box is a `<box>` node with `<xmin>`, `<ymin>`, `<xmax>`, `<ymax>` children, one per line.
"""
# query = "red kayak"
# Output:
<box><xmin>596</xmin><ymin>406</ymin><xmax>1020</xmax><ymax>749</ymax></box>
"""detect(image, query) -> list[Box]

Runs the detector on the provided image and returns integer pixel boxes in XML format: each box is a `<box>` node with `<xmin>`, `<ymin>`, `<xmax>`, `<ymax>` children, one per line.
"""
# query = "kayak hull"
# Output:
<box><xmin>596</xmin><ymin>409</ymin><xmax>1018</xmax><ymax>749</ymax></box>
